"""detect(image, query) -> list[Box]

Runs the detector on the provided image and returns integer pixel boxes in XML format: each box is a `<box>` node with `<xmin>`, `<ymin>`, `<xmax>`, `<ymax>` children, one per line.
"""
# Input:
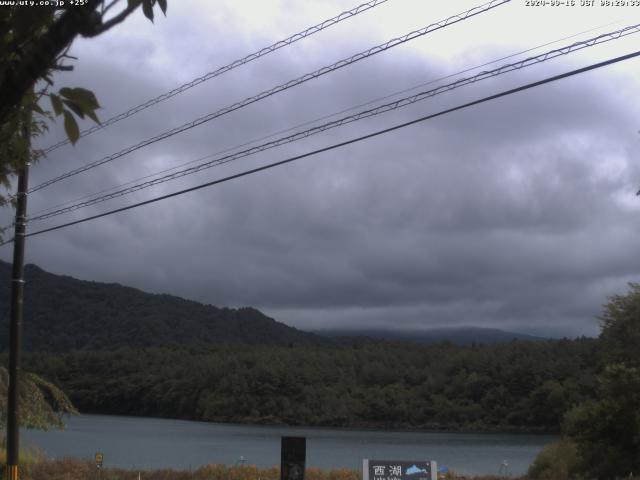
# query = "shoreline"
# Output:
<box><xmin>73</xmin><ymin>410</ymin><xmax>559</xmax><ymax>436</ymax></box>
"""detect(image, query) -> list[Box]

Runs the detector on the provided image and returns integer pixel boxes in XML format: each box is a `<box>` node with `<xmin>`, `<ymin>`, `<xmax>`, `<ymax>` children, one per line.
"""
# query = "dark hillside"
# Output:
<box><xmin>0</xmin><ymin>261</ymin><xmax>326</xmax><ymax>351</ymax></box>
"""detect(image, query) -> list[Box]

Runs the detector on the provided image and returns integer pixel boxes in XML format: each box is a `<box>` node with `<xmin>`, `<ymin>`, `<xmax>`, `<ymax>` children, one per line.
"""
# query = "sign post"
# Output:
<box><xmin>281</xmin><ymin>437</ymin><xmax>306</xmax><ymax>480</ymax></box>
<box><xmin>363</xmin><ymin>460</ymin><xmax>437</xmax><ymax>480</ymax></box>
<box><xmin>95</xmin><ymin>452</ymin><xmax>103</xmax><ymax>480</ymax></box>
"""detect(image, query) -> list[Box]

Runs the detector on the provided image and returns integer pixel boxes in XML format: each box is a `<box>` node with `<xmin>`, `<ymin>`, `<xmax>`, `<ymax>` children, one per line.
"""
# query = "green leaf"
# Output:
<box><xmin>59</xmin><ymin>87</ymin><xmax>73</xmax><ymax>99</ymax></box>
<box><xmin>70</xmin><ymin>88</ymin><xmax>100</xmax><ymax>110</ymax></box>
<box><xmin>62</xmin><ymin>100</ymin><xmax>85</xmax><ymax>119</ymax></box>
<box><xmin>58</xmin><ymin>87</ymin><xmax>101</xmax><ymax>124</ymax></box>
<box><xmin>84</xmin><ymin>108</ymin><xmax>101</xmax><ymax>125</ymax></box>
<box><xmin>50</xmin><ymin>94</ymin><xmax>63</xmax><ymax>116</ymax></box>
<box><xmin>157</xmin><ymin>0</ymin><xmax>167</xmax><ymax>15</ymax></box>
<box><xmin>63</xmin><ymin>110</ymin><xmax>80</xmax><ymax>145</ymax></box>
<box><xmin>142</xmin><ymin>0</ymin><xmax>154</xmax><ymax>22</ymax></box>
<box><xmin>32</xmin><ymin>103</ymin><xmax>45</xmax><ymax>115</ymax></box>
<box><xmin>59</xmin><ymin>87</ymin><xmax>100</xmax><ymax>108</ymax></box>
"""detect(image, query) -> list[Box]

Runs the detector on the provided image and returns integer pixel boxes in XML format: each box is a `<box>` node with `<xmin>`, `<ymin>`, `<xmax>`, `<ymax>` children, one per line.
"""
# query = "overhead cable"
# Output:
<box><xmin>26</xmin><ymin>18</ymin><xmax>626</xmax><ymax>220</ymax></box>
<box><xmin>41</xmin><ymin>0</ymin><xmax>393</xmax><ymax>153</ymax></box>
<box><xmin>26</xmin><ymin>22</ymin><xmax>640</xmax><ymax>223</ymax></box>
<box><xmin>5</xmin><ymin>48</ymin><xmax>637</xmax><ymax>244</ymax></box>
<box><xmin>29</xmin><ymin>0</ymin><xmax>511</xmax><ymax>194</ymax></box>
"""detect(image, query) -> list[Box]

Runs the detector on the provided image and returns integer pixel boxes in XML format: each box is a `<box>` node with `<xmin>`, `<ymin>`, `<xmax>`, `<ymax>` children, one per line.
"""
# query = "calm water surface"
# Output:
<box><xmin>23</xmin><ymin>414</ymin><xmax>555</xmax><ymax>476</ymax></box>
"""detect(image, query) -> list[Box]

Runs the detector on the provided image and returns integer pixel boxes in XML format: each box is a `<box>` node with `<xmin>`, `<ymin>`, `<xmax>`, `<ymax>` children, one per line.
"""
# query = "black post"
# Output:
<box><xmin>5</xmin><ymin>127</ymin><xmax>30</xmax><ymax>480</ymax></box>
<box><xmin>281</xmin><ymin>436</ymin><xmax>306</xmax><ymax>480</ymax></box>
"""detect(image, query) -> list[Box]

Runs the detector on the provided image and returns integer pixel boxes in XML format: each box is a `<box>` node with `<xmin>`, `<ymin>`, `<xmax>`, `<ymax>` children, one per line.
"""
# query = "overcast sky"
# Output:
<box><xmin>2</xmin><ymin>0</ymin><xmax>640</xmax><ymax>337</ymax></box>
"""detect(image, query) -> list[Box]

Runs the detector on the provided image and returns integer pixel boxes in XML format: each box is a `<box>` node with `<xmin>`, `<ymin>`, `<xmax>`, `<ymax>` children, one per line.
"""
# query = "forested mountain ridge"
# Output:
<box><xmin>0</xmin><ymin>260</ymin><xmax>325</xmax><ymax>351</ymax></box>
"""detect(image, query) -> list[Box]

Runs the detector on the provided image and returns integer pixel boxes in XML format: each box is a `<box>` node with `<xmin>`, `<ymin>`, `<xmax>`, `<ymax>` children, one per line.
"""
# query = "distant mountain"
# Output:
<box><xmin>312</xmin><ymin>326</ymin><xmax>546</xmax><ymax>345</ymax></box>
<box><xmin>0</xmin><ymin>261</ymin><xmax>326</xmax><ymax>351</ymax></box>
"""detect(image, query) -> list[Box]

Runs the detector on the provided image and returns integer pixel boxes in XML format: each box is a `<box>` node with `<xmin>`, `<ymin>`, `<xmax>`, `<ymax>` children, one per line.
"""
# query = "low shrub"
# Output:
<box><xmin>527</xmin><ymin>439</ymin><xmax>579</xmax><ymax>480</ymax></box>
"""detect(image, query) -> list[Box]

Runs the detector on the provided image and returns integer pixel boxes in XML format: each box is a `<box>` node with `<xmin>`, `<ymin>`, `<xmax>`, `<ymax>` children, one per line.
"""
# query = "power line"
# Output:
<box><xmin>7</xmin><ymin>49</ymin><xmax>638</xmax><ymax>244</ymax></box>
<box><xmin>27</xmin><ymin>22</ymin><xmax>640</xmax><ymax>223</ymax></box>
<box><xmin>41</xmin><ymin>0</ymin><xmax>393</xmax><ymax>154</ymax></box>
<box><xmin>29</xmin><ymin>0</ymin><xmax>511</xmax><ymax>194</ymax></box>
<box><xmin>27</xmin><ymin>18</ymin><xmax>625</xmax><ymax>221</ymax></box>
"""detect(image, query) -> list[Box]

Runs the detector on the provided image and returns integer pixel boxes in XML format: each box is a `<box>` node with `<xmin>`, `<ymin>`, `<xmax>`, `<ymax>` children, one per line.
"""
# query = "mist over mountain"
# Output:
<box><xmin>314</xmin><ymin>326</ymin><xmax>548</xmax><ymax>345</ymax></box>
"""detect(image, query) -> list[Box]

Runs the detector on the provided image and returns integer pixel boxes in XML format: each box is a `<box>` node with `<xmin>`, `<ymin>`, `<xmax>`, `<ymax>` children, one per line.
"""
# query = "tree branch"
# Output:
<box><xmin>0</xmin><ymin>0</ymin><xmax>103</xmax><ymax>125</ymax></box>
<box><xmin>102</xmin><ymin>0</ymin><xmax>121</xmax><ymax>16</ymax></box>
<box><xmin>83</xmin><ymin>0</ymin><xmax>141</xmax><ymax>37</ymax></box>
<box><xmin>0</xmin><ymin>0</ymin><xmax>145</xmax><ymax>125</ymax></box>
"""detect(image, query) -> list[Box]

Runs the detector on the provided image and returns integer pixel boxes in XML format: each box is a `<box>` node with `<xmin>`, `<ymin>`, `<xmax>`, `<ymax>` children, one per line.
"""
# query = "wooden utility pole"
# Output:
<box><xmin>5</xmin><ymin>110</ymin><xmax>31</xmax><ymax>480</ymax></box>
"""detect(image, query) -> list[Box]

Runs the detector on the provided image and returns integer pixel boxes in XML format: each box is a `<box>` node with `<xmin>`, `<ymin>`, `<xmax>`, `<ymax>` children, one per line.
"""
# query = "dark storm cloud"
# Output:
<box><xmin>2</xmin><ymin>1</ymin><xmax>639</xmax><ymax>338</ymax></box>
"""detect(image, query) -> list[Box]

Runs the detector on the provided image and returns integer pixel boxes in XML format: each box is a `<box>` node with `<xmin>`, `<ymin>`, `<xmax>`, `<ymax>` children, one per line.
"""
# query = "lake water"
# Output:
<box><xmin>22</xmin><ymin>414</ymin><xmax>555</xmax><ymax>476</ymax></box>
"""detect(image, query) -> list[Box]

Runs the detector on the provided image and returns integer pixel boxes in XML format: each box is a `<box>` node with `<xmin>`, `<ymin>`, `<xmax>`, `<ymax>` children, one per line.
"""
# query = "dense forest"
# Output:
<box><xmin>21</xmin><ymin>338</ymin><xmax>599</xmax><ymax>432</ymax></box>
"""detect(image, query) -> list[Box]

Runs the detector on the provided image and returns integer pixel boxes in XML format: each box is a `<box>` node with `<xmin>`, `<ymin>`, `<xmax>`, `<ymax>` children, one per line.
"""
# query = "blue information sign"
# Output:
<box><xmin>363</xmin><ymin>459</ymin><xmax>436</xmax><ymax>480</ymax></box>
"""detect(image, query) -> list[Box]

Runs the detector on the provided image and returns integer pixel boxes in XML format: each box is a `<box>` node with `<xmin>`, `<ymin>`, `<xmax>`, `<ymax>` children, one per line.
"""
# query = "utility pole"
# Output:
<box><xmin>5</xmin><ymin>109</ymin><xmax>31</xmax><ymax>480</ymax></box>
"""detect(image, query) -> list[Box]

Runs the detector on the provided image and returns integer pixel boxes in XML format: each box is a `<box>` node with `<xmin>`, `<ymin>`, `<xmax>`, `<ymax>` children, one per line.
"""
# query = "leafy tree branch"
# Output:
<box><xmin>0</xmin><ymin>0</ymin><xmax>167</xmax><ymax>209</ymax></box>
<box><xmin>0</xmin><ymin>366</ymin><xmax>77</xmax><ymax>431</ymax></box>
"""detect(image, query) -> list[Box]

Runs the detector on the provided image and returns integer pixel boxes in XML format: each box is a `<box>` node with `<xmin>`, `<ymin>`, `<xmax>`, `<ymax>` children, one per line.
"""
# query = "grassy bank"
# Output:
<box><xmin>16</xmin><ymin>457</ymin><xmax>640</xmax><ymax>480</ymax></box>
<box><xmin>18</xmin><ymin>459</ymin><xmax>513</xmax><ymax>480</ymax></box>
